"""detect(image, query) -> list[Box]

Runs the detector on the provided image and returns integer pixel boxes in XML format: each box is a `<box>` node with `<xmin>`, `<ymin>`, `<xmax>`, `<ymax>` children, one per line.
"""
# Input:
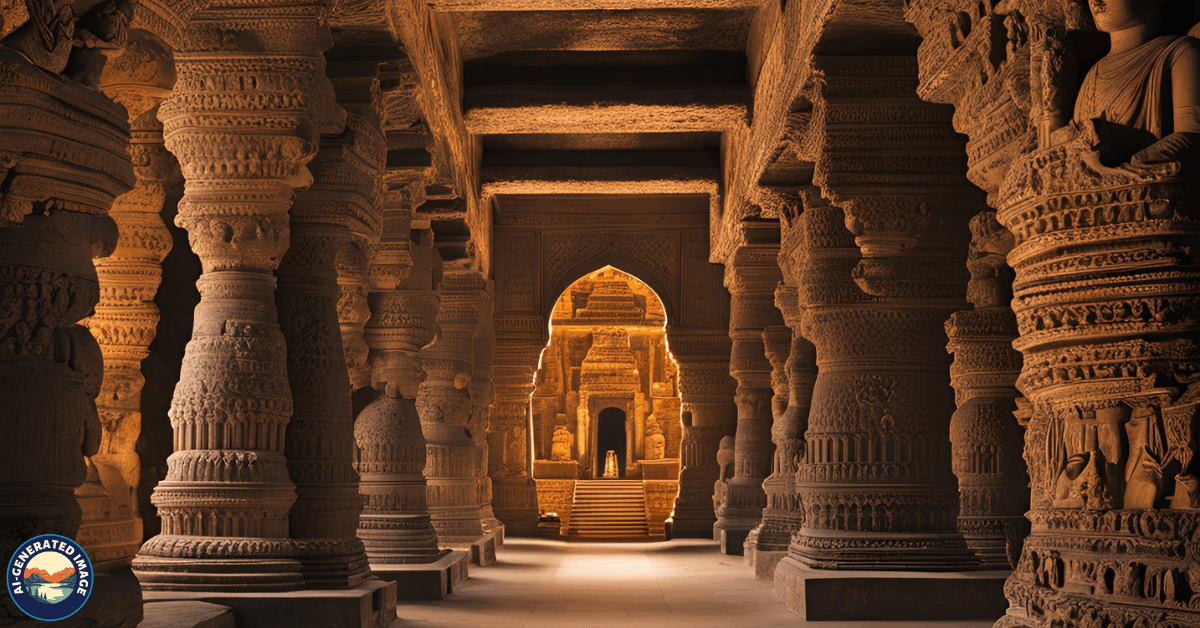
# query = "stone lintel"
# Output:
<box><xmin>772</xmin><ymin>559</ymin><xmax>1008</xmax><ymax>621</ymax></box>
<box><xmin>370</xmin><ymin>550</ymin><xmax>469</xmax><ymax>600</ymax></box>
<box><xmin>143</xmin><ymin>580</ymin><xmax>397</xmax><ymax>628</ymax></box>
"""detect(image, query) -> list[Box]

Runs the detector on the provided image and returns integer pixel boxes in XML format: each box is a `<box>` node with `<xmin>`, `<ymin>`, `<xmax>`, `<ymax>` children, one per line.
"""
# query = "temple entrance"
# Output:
<box><xmin>596</xmin><ymin>408</ymin><xmax>627</xmax><ymax>478</ymax></box>
<box><xmin>529</xmin><ymin>266</ymin><xmax>682</xmax><ymax>538</ymax></box>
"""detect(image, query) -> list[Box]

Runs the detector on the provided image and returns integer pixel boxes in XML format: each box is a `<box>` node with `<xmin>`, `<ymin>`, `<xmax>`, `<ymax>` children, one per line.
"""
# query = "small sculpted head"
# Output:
<box><xmin>1088</xmin><ymin>0</ymin><xmax>1162</xmax><ymax>33</ymax></box>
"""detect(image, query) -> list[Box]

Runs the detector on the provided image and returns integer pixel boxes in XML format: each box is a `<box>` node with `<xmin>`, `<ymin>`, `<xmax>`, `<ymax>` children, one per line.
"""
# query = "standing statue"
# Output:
<box><xmin>644</xmin><ymin>415</ymin><xmax>665</xmax><ymax>460</ymax></box>
<box><xmin>550</xmin><ymin>424</ymin><xmax>574</xmax><ymax>462</ymax></box>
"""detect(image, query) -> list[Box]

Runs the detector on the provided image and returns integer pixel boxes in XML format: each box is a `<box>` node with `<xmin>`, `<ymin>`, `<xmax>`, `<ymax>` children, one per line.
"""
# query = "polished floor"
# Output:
<box><xmin>394</xmin><ymin>538</ymin><xmax>996</xmax><ymax>628</ymax></box>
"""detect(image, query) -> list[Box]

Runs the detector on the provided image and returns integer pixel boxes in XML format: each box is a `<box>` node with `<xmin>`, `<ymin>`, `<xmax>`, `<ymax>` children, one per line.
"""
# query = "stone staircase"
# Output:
<box><xmin>567</xmin><ymin>480</ymin><xmax>649</xmax><ymax>539</ymax></box>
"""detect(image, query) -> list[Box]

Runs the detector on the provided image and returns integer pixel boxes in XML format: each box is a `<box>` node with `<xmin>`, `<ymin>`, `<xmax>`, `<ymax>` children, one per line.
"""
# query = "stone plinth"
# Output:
<box><xmin>640</xmin><ymin>459</ymin><xmax>679</xmax><ymax>480</ymax></box>
<box><xmin>534</xmin><ymin>460</ymin><xmax>580</xmax><ymax>479</ymax></box>
<box><xmin>773</xmin><ymin>560</ymin><xmax>1008</xmax><ymax>621</ymax></box>
<box><xmin>371</xmin><ymin>550</ymin><xmax>469</xmax><ymax>600</ymax></box>
<box><xmin>142</xmin><ymin>579</ymin><xmax>397</xmax><ymax>628</ymax></box>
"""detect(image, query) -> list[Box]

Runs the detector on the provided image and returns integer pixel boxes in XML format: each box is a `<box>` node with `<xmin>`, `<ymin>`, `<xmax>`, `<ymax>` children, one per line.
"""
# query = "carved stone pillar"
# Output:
<box><xmin>0</xmin><ymin>18</ymin><xmax>134</xmax><ymax>623</ymax></box>
<box><xmin>132</xmin><ymin>6</ymin><xmax>344</xmax><ymax>591</ymax></box>
<box><xmin>275</xmin><ymin>105</ymin><xmax>387</xmax><ymax>588</ymax></box>
<box><xmin>358</xmin><ymin>202</ymin><xmax>467</xmax><ymax>595</ymax></box>
<box><xmin>944</xmin><ymin>211</ymin><xmax>1027</xmax><ymax>568</ymax></box>
<box><xmin>714</xmin><ymin>246</ymin><xmax>783</xmax><ymax>554</ymax></box>
<box><xmin>774</xmin><ymin>60</ymin><xmax>1004</xmax><ymax>621</ymax></box>
<box><xmin>77</xmin><ymin>33</ymin><xmax>176</xmax><ymax>569</ymax></box>
<box><xmin>488</xmin><ymin>316</ymin><xmax>543</xmax><ymax>536</ymax></box>
<box><xmin>417</xmin><ymin>268</ymin><xmax>489</xmax><ymax>550</ymax></box>
<box><xmin>993</xmin><ymin>113</ymin><xmax>1200</xmax><ymax>628</ymax></box>
<box><xmin>745</xmin><ymin>283</ymin><xmax>815</xmax><ymax>578</ymax></box>
<box><xmin>470</xmin><ymin>286</ymin><xmax>505</xmax><ymax>536</ymax></box>
<box><xmin>666</xmin><ymin>329</ymin><xmax>737</xmax><ymax>538</ymax></box>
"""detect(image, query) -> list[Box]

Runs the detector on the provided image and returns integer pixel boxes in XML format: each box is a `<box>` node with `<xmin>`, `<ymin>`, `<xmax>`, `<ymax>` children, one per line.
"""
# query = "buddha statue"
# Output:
<box><xmin>1074</xmin><ymin>0</ymin><xmax>1200</xmax><ymax>165</ymax></box>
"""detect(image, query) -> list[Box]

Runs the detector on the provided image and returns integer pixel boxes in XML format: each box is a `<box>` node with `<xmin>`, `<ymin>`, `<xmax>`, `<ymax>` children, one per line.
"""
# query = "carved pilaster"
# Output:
<box><xmin>75</xmin><ymin>32</ymin><xmax>176</xmax><ymax>569</ymax></box>
<box><xmin>488</xmin><ymin>315</ymin><xmax>544</xmax><ymax>535</ymax></box>
<box><xmin>714</xmin><ymin>244</ymin><xmax>783</xmax><ymax>554</ymax></box>
<box><xmin>132</xmin><ymin>5</ymin><xmax>344</xmax><ymax>591</ymax></box>
<box><xmin>945</xmin><ymin>211</ymin><xmax>1028</xmax><ymax>568</ymax></box>
<box><xmin>470</xmin><ymin>283</ymin><xmax>503</xmax><ymax>535</ymax></box>
<box><xmin>779</xmin><ymin>58</ymin><xmax>979</xmax><ymax>571</ymax></box>
<box><xmin>0</xmin><ymin>17</ymin><xmax>134</xmax><ymax>622</ymax></box>
<box><xmin>356</xmin><ymin>206</ymin><xmax>446</xmax><ymax>565</ymax></box>
<box><xmin>417</xmin><ymin>267</ymin><xmax>488</xmax><ymax>545</ymax></box>
<box><xmin>277</xmin><ymin>104</ymin><xmax>389</xmax><ymax>588</ymax></box>
<box><xmin>746</xmin><ymin>281</ymin><xmax>815</xmax><ymax>574</ymax></box>
<box><xmin>666</xmin><ymin>329</ymin><xmax>737</xmax><ymax>538</ymax></box>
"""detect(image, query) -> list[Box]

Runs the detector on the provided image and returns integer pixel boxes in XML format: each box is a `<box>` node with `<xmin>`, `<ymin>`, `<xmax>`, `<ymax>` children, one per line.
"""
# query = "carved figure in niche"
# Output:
<box><xmin>505</xmin><ymin>425</ymin><xmax>526</xmax><ymax>476</ymax></box>
<box><xmin>1074</xmin><ymin>0</ymin><xmax>1200</xmax><ymax>165</ymax></box>
<box><xmin>550</xmin><ymin>423</ymin><xmax>573</xmax><ymax>462</ymax></box>
<box><xmin>63</xmin><ymin>0</ymin><xmax>131</xmax><ymax>87</ymax></box>
<box><xmin>644</xmin><ymin>415</ymin><xmax>665</xmax><ymax>460</ymax></box>
<box><xmin>1053</xmin><ymin>405</ymin><xmax>1126</xmax><ymax>510</ymax></box>
<box><xmin>716</xmin><ymin>435</ymin><xmax>735</xmax><ymax>481</ymax></box>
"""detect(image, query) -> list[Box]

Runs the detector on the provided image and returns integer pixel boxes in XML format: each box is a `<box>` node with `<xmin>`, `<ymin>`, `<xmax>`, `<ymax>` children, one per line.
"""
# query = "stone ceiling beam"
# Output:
<box><xmin>388</xmin><ymin>0</ymin><xmax>488</xmax><ymax>274</ymax></box>
<box><xmin>465</xmin><ymin>88</ymin><xmax>748</xmax><ymax>134</ymax></box>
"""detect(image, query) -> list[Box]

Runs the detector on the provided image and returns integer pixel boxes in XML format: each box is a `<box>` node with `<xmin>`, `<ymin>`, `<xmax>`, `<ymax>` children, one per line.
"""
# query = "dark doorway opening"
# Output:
<box><xmin>596</xmin><ymin>408</ymin><xmax>627</xmax><ymax>478</ymax></box>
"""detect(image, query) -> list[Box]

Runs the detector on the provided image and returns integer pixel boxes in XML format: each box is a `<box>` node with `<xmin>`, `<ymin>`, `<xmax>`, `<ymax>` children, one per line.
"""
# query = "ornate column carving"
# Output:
<box><xmin>0</xmin><ymin>2</ymin><xmax>135</xmax><ymax>622</ymax></box>
<box><xmin>469</xmin><ymin>285</ymin><xmax>504</xmax><ymax>536</ymax></box>
<box><xmin>488</xmin><ymin>316</ymin><xmax>544</xmax><ymax>536</ymax></box>
<box><xmin>275</xmin><ymin>100</ymin><xmax>387</xmax><ymax>588</ymax></box>
<box><xmin>417</xmin><ymin>267</ymin><xmax>489</xmax><ymax>546</ymax></box>
<box><xmin>132</xmin><ymin>4</ymin><xmax>344</xmax><ymax>591</ymax></box>
<box><xmin>714</xmin><ymin>243</ymin><xmax>784</xmax><ymax>554</ymax></box>
<box><xmin>357</xmin><ymin>203</ymin><xmax>452</xmax><ymax>571</ymax></box>
<box><xmin>944</xmin><ymin>211</ymin><xmax>1028</xmax><ymax>568</ymax></box>
<box><xmin>76</xmin><ymin>32</ymin><xmax>176</xmax><ymax>569</ymax></box>
<box><xmin>991</xmin><ymin>3</ymin><xmax>1200</xmax><ymax>624</ymax></box>
<box><xmin>745</xmin><ymin>281</ymin><xmax>816</xmax><ymax>577</ymax></box>
<box><xmin>665</xmin><ymin>329</ymin><xmax>737</xmax><ymax>538</ymax></box>
<box><xmin>776</xmin><ymin>59</ymin><xmax>979</xmax><ymax>574</ymax></box>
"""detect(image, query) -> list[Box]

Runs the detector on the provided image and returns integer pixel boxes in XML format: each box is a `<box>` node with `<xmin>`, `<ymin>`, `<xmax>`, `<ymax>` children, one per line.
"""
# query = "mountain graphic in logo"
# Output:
<box><xmin>23</xmin><ymin>567</ymin><xmax>75</xmax><ymax>584</ymax></box>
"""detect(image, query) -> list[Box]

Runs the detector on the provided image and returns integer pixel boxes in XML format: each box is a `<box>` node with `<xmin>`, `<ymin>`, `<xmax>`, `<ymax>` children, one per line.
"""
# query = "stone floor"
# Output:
<box><xmin>392</xmin><ymin>538</ymin><xmax>999</xmax><ymax>628</ymax></box>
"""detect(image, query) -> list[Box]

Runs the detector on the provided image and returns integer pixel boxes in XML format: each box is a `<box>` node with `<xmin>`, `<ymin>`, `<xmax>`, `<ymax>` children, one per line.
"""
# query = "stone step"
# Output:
<box><xmin>568</xmin><ymin>480</ymin><xmax>650</xmax><ymax>537</ymax></box>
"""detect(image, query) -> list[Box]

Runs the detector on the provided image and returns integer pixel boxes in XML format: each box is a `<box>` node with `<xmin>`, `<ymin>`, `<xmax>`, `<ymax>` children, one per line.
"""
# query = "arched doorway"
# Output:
<box><xmin>596</xmin><ymin>408</ymin><xmax>627</xmax><ymax>478</ymax></box>
<box><xmin>527</xmin><ymin>266</ymin><xmax>683</xmax><ymax>537</ymax></box>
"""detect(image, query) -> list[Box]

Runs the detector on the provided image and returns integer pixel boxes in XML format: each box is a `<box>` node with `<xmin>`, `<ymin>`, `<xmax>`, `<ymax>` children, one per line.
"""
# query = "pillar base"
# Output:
<box><xmin>772</xmin><ymin>558</ymin><xmax>1008</xmax><ymax>621</ymax></box>
<box><xmin>371</xmin><ymin>550</ymin><xmax>468</xmax><ymax>600</ymax></box>
<box><xmin>143</xmin><ymin>578</ymin><xmax>397</xmax><ymax>628</ymax></box>
<box><xmin>744</xmin><ymin>544</ymin><xmax>787</xmax><ymax>580</ymax></box>
<box><xmin>441</xmin><ymin>527</ymin><xmax>501</xmax><ymax>566</ymax></box>
<box><xmin>667</xmin><ymin>509</ymin><xmax>717</xmax><ymax>538</ymax></box>
<box><xmin>713</xmin><ymin>522</ymin><xmax>752</xmax><ymax>555</ymax></box>
<box><xmin>140</xmin><ymin>602</ymin><xmax>235</xmax><ymax>628</ymax></box>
